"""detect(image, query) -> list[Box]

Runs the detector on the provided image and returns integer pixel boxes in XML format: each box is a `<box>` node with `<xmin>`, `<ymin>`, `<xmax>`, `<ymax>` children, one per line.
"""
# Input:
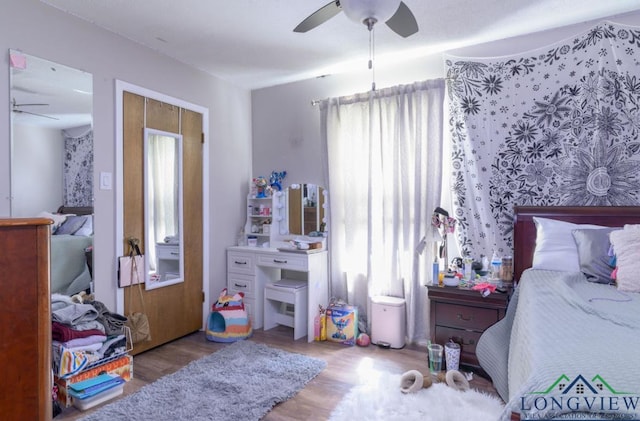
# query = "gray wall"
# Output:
<box><xmin>0</xmin><ymin>0</ymin><xmax>253</xmax><ymax>311</ymax></box>
<box><xmin>251</xmin><ymin>11</ymin><xmax>640</xmax><ymax>191</ymax></box>
<box><xmin>12</xmin><ymin>124</ymin><xmax>64</xmax><ymax>217</ymax></box>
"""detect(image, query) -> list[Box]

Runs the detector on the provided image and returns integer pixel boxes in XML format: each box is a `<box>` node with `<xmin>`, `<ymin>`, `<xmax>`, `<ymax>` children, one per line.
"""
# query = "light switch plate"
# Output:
<box><xmin>100</xmin><ymin>172</ymin><xmax>112</xmax><ymax>190</ymax></box>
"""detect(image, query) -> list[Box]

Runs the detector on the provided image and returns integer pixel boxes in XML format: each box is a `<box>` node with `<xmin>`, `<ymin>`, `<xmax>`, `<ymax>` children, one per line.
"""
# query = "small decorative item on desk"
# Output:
<box><xmin>269</xmin><ymin>170</ymin><xmax>287</xmax><ymax>192</ymax></box>
<box><xmin>431</xmin><ymin>207</ymin><xmax>457</xmax><ymax>278</ymax></box>
<box><xmin>442</xmin><ymin>272</ymin><xmax>460</xmax><ymax>287</ymax></box>
<box><xmin>252</xmin><ymin>176</ymin><xmax>271</xmax><ymax>198</ymax></box>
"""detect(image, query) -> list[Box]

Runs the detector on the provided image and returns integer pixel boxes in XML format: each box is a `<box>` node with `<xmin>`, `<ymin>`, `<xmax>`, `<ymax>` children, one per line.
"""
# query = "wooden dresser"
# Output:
<box><xmin>427</xmin><ymin>285</ymin><xmax>510</xmax><ymax>369</ymax></box>
<box><xmin>0</xmin><ymin>218</ymin><xmax>52</xmax><ymax>421</ymax></box>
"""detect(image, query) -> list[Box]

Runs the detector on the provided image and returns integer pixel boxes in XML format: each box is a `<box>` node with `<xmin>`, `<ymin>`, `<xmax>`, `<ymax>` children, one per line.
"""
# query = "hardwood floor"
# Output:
<box><xmin>55</xmin><ymin>327</ymin><xmax>500</xmax><ymax>420</ymax></box>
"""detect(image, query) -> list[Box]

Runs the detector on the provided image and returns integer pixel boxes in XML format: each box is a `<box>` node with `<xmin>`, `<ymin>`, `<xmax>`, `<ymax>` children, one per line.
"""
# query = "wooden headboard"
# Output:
<box><xmin>56</xmin><ymin>205</ymin><xmax>94</xmax><ymax>216</ymax></box>
<box><xmin>513</xmin><ymin>206</ymin><xmax>640</xmax><ymax>281</ymax></box>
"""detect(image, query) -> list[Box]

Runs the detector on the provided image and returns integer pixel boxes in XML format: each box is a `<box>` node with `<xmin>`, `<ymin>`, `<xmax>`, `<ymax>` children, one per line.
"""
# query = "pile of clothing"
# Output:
<box><xmin>51</xmin><ymin>293</ymin><xmax>128</xmax><ymax>379</ymax></box>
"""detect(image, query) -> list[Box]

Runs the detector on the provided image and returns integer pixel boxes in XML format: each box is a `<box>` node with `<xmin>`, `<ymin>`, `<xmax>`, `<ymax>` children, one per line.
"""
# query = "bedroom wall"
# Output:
<box><xmin>252</xmin><ymin>10</ymin><xmax>640</xmax><ymax>186</ymax></box>
<box><xmin>11</xmin><ymin>124</ymin><xmax>64</xmax><ymax>217</ymax></box>
<box><xmin>252</xmin><ymin>10</ymin><xmax>640</xmax><ymax>266</ymax></box>
<box><xmin>0</xmin><ymin>0</ymin><xmax>253</xmax><ymax>312</ymax></box>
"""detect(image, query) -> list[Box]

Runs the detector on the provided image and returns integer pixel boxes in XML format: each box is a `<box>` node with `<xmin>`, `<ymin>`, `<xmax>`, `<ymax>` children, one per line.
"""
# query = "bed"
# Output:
<box><xmin>49</xmin><ymin>205</ymin><xmax>94</xmax><ymax>295</ymax></box>
<box><xmin>476</xmin><ymin>206</ymin><xmax>640</xmax><ymax>421</ymax></box>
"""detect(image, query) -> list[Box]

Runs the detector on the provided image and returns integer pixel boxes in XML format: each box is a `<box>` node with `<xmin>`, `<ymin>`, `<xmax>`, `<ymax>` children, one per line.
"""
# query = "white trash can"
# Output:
<box><xmin>371</xmin><ymin>295</ymin><xmax>406</xmax><ymax>349</ymax></box>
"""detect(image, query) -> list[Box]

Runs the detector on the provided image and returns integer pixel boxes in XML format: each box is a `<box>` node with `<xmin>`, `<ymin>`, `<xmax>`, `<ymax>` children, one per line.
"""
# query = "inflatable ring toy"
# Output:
<box><xmin>445</xmin><ymin>370</ymin><xmax>470</xmax><ymax>391</ymax></box>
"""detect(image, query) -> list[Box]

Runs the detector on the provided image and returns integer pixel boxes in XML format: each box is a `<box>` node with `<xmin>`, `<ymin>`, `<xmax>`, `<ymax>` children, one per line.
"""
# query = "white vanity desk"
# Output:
<box><xmin>226</xmin><ymin>246</ymin><xmax>328</xmax><ymax>342</ymax></box>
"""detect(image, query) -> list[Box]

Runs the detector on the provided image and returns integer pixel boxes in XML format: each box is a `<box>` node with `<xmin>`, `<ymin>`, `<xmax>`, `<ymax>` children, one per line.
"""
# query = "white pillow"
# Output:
<box><xmin>38</xmin><ymin>211</ymin><xmax>69</xmax><ymax>233</ymax></box>
<box><xmin>609</xmin><ymin>224</ymin><xmax>640</xmax><ymax>292</ymax></box>
<box><xmin>532</xmin><ymin>217</ymin><xmax>605</xmax><ymax>272</ymax></box>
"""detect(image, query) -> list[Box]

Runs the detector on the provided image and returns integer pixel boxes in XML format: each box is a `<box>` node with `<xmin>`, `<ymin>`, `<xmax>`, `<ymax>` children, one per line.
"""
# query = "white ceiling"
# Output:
<box><xmin>40</xmin><ymin>0</ymin><xmax>640</xmax><ymax>90</ymax></box>
<box><xmin>11</xmin><ymin>1</ymin><xmax>640</xmax><ymax>129</ymax></box>
<box><xmin>10</xmin><ymin>51</ymin><xmax>92</xmax><ymax>129</ymax></box>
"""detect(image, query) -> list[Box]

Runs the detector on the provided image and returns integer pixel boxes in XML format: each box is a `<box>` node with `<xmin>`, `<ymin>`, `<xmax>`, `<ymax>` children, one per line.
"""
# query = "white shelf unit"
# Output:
<box><xmin>244</xmin><ymin>190</ymin><xmax>287</xmax><ymax>248</ymax></box>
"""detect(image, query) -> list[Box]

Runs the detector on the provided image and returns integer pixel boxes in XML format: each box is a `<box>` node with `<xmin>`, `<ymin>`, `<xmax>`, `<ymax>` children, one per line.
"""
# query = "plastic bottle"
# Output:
<box><xmin>432</xmin><ymin>258</ymin><xmax>439</xmax><ymax>286</ymax></box>
<box><xmin>481</xmin><ymin>254</ymin><xmax>489</xmax><ymax>274</ymax></box>
<box><xmin>463</xmin><ymin>256</ymin><xmax>473</xmax><ymax>281</ymax></box>
<box><xmin>490</xmin><ymin>251</ymin><xmax>502</xmax><ymax>281</ymax></box>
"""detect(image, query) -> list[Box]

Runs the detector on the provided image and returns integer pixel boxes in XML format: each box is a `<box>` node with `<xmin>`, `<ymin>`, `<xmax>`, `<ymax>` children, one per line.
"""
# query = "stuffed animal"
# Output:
<box><xmin>399</xmin><ymin>369</ymin><xmax>469</xmax><ymax>394</ymax></box>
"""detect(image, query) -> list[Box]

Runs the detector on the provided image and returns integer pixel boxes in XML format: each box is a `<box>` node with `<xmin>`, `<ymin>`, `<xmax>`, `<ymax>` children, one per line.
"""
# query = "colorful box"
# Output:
<box><xmin>55</xmin><ymin>354</ymin><xmax>133</xmax><ymax>407</ymax></box>
<box><xmin>326</xmin><ymin>304</ymin><xmax>358</xmax><ymax>345</ymax></box>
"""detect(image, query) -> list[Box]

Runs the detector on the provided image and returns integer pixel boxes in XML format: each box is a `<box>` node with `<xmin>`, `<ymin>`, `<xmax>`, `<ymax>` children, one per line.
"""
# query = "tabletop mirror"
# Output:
<box><xmin>287</xmin><ymin>183</ymin><xmax>327</xmax><ymax>236</ymax></box>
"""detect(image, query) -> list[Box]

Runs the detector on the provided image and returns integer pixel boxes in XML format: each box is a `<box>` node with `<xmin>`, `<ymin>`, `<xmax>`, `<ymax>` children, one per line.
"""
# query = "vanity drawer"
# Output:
<box><xmin>257</xmin><ymin>253</ymin><xmax>308</xmax><ymax>271</ymax></box>
<box><xmin>227</xmin><ymin>251</ymin><xmax>255</xmax><ymax>275</ymax></box>
<box><xmin>228</xmin><ymin>273</ymin><xmax>255</xmax><ymax>298</ymax></box>
<box><xmin>156</xmin><ymin>244</ymin><xmax>180</xmax><ymax>260</ymax></box>
<box><xmin>434</xmin><ymin>302</ymin><xmax>499</xmax><ymax>331</ymax></box>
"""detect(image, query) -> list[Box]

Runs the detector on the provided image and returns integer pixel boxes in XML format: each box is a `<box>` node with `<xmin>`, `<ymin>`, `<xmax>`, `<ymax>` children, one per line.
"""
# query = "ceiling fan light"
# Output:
<box><xmin>341</xmin><ymin>0</ymin><xmax>402</xmax><ymax>25</ymax></box>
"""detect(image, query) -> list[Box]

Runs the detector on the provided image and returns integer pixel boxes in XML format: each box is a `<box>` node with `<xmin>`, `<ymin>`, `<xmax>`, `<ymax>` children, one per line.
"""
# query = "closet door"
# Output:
<box><xmin>122</xmin><ymin>92</ymin><xmax>203</xmax><ymax>354</ymax></box>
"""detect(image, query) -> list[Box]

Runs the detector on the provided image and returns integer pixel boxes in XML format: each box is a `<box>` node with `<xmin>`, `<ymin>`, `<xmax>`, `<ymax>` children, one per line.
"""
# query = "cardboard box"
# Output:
<box><xmin>326</xmin><ymin>305</ymin><xmax>358</xmax><ymax>345</ymax></box>
<box><xmin>55</xmin><ymin>354</ymin><xmax>133</xmax><ymax>407</ymax></box>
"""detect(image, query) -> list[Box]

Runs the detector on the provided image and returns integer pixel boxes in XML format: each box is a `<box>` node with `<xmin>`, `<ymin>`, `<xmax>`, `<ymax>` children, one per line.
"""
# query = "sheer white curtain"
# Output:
<box><xmin>320</xmin><ymin>79</ymin><xmax>445</xmax><ymax>343</ymax></box>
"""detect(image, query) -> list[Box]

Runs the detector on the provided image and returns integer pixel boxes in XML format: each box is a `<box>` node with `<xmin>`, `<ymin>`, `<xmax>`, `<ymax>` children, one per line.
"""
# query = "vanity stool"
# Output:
<box><xmin>264</xmin><ymin>280</ymin><xmax>308</xmax><ymax>340</ymax></box>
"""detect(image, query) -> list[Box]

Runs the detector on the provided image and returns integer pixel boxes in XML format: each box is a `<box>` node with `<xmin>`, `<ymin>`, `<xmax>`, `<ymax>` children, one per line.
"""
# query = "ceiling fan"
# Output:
<box><xmin>294</xmin><ymin>0</ymin><xmax>418</xmax><ymax>37</ymax></box>
<box><xmin>11</xmin><ymin>97</ymin><xmax>59</xmax><ymax>120</ymax></box>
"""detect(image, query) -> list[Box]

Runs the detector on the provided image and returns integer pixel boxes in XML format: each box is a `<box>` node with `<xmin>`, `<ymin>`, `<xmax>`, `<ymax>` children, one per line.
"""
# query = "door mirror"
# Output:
<box><xmin>144</xmin><ymin>128</ymin><xmax>184</xmax><ymax>290</ymax></box>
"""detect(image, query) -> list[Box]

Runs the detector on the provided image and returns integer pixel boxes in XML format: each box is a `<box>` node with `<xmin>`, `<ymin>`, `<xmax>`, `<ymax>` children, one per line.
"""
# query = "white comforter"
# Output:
<box><xmin>503</xmin><ymin>269</ymin><xmax>640</xmax><ymax>420</ymax></box>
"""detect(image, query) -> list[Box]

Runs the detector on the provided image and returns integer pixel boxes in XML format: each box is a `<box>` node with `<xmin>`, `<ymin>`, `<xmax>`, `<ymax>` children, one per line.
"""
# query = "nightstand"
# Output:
<box><xmin>427</xmin><ymin>285</ymin><xmax>510</xmax><ymax>369</ymax></box>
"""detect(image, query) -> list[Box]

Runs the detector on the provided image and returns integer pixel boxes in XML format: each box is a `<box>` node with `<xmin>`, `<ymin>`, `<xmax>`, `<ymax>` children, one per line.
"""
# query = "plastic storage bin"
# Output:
<box><xmin>371</xmin><ymin>295</ymin><xmax>406</xmax><ymax>349</ymax></box>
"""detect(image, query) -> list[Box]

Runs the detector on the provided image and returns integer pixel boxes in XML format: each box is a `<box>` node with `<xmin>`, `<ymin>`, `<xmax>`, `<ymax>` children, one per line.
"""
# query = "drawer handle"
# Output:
<box><xmin>234</xmin><ymin>260</ymin><xmax>247</xmax><ymax>265</ymax></box>
<box><xmin>234</xmin><ymin>283</ymin><xmax>247</xmax><ymax>288</ymax></box>
<box><xmin>170</xmin><ymin>252</ymin><xmax>179</xmax><ymax>256</ymax></box>
<box><xmin>457</xmin><ymin>313</ymin><xmax>473</xmax><ymax>322</ymax></box>
<box><xmin>451</xmin><ymin>336</ymin><xmax>475</xmax><ymax>346</ymax></box>
<box><xmin>273</xmin><ymin>259</ymin><xmax>288</xmax><ymax>264</ymax></box>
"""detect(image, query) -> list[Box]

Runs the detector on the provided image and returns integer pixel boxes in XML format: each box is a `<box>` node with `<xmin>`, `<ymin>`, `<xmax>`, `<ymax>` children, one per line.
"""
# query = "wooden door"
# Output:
<box><xmin>123</xmin><ymin>92</ymin><xmax>203</xmax><ymax>354</ymax></box>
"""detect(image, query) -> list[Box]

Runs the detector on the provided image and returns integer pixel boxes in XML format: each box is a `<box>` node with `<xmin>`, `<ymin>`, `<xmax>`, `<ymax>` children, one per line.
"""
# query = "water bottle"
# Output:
<box><xmin>463</xmin><ymin>256</ymin><xmax>473</xmax><ymax>281</ymax></box>
<box><xmin>490</xmin><ymin>251</ymin><xmax>502</xmax><ymax>281</ymax></box>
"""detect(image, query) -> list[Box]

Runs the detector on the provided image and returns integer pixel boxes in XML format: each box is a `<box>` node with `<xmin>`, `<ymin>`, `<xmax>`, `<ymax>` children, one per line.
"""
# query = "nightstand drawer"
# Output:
<box><xmin>435</xmin><ymin>302</ymin><xmax>499</xmax><ymax>331</ymax></box>
<box><xmin>434</xmin><ymin>326</ymin><xmax>481</xmax><ymax>359</ymax></box>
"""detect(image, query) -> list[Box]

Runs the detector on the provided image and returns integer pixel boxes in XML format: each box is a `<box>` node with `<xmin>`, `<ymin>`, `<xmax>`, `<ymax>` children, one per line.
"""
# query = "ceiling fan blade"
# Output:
<box><xmin>385</xmin><ymin>1</ymin><xmax>418</xmax><ymax>38</ymax></box>
<box><xmin>13</xmin><ymin>109</ymin><xmax>59</xmax><ymax>120</ymax></box>
<box><xmin>12</xmin><ymin>97</ymin><xmax>49</xmax><ymax>107</ymax></box>
<box><xmin>294</xmin><ymin>1</ymin><xmax>342</xmax><ymax>33</ymax></box>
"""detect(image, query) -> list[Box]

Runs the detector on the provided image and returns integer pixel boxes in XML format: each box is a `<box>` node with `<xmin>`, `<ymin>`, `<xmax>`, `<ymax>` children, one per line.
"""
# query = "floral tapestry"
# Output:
<box><xmin>64</xmin><ymin>129</ymin><xmax>93</xmax><ymax>207</ymax></box>
<box><xmin>445</xmin><ymin>21</ymin><xmax>640</xmax><ymax>260</ymax></box>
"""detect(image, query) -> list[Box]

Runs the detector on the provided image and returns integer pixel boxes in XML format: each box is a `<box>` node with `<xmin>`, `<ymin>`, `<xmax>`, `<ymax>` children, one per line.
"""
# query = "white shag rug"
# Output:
<box><xmin>329</xmin><ymin>371</ymin><xmax>504</xmax><ymax>421</ymax></box>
